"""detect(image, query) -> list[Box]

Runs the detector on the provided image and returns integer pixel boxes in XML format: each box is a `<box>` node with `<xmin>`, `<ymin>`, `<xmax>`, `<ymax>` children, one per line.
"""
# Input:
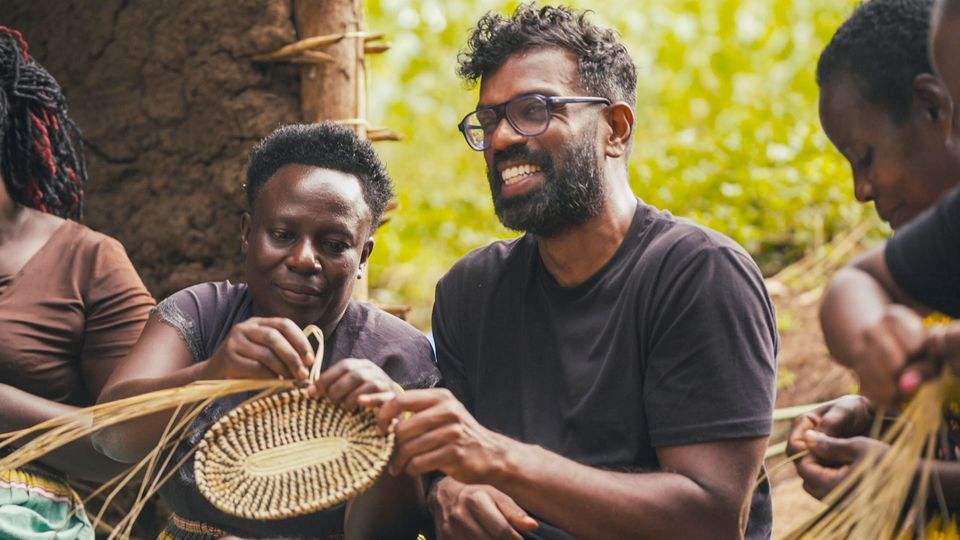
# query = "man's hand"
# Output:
<box><xmin>429</xmin><ymin>477</ymin><xmax>538</xmax><ymax>540</ymax></box>
<box><xmin>361</xmin><ymin>388</ymin><xmax>513</xmax><ymax>484</ymax></box>
<box><xmin>309</xmin><ymin>358</ymin><xmax>398</xmax><ymax>410</ymax></box>
<box><xmin>203</xmin><ymin>317</ymin><xmax>314</xmax><ymax>381</ymax></box>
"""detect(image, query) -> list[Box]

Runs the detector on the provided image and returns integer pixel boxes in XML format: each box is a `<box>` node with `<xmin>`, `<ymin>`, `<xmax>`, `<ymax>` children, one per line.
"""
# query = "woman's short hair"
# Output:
<box><xmin>245</xmin><ymin>123</ymin><xmax>394</xmax><ymax>228</ymax></box>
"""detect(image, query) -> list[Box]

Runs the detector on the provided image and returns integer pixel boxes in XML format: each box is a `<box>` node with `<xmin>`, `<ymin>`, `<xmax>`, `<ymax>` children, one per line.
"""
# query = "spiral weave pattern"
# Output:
<box><xmin>195</xmin><ymin>388</ymin><xmax>393</xmax><ymax>520</ymax></box>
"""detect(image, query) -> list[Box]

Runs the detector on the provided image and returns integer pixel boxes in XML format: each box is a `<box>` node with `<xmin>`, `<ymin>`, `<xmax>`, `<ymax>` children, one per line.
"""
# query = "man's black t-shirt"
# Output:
<box><xmin>886</xmin><ymin>186</ymin><xmax>960</xmax><ymax>317</ymax></box>
<box><xmin>432</xmin><ymin>200</ymin><xmax>779</xmax><ymax>539</ymax></box>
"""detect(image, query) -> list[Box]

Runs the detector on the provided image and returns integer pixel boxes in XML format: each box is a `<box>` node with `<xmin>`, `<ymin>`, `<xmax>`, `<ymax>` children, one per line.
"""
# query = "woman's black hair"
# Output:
<box><xmin>817</xmin><ymin>0</ymin><xmax>934</xmax><ymax>122</ymax></box>
<box><xmin>0</xmin><ymin>26</ymin><xmax>86</xmax><ymax>218</ymax></box>
<box><xmin>245</xmin><ymin>123</ymin><xmax>394</xmax><ymax>228</ymax></box>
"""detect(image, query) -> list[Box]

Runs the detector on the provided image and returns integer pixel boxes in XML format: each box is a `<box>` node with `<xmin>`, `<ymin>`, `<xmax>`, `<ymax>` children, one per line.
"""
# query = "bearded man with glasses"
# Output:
<box><xmin>367</xmin><ymin>4</ymin><xmax>778</xmax><ymax>539</ymax></box>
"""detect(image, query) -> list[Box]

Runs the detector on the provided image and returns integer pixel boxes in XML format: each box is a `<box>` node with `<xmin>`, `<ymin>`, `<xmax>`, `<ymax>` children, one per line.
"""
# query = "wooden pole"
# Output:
<box><xmin>295</xmin><ymin>0</ymin><xmax>370</xmax><ymax>301</ymax></box>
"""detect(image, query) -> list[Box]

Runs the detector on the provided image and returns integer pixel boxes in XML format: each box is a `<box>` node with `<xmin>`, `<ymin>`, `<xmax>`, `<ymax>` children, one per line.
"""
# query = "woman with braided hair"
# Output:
<box><xmin>0</xmin><ymin>26</ymin><xmax>154</xmax><ymax>539</ymax></box>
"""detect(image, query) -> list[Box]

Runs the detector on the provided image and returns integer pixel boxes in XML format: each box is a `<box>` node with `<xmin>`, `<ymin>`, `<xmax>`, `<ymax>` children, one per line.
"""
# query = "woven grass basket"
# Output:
<box><xmin>194</xmin><ymin>325</ymin><xmax>394</xmax><ymax>520</ymax></box>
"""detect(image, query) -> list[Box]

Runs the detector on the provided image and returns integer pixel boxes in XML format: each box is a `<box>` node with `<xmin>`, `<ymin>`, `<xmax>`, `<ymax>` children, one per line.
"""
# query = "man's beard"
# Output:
<box><xmin>488</xmin><ymin>133</ymin><xmax>605</xmax><ymax>237</ymax></box>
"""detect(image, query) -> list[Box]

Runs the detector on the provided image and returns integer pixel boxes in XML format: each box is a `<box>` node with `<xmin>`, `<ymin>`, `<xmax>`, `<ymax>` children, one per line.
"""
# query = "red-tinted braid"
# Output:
<box><xmin>0</xmin><ymin>26</ymin><xmax>86</xmax><ymax>219</ymax></box>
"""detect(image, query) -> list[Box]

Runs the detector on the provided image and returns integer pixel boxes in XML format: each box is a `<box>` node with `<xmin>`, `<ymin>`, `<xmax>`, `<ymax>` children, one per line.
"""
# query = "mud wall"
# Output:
<box><xmin>4</xmin><ymin>0</ymin><xmax>302</xmax><ymax>298</ymax></box>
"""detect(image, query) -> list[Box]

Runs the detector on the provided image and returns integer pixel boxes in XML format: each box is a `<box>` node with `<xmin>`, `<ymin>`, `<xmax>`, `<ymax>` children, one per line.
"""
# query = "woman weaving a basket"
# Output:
<box><xmin>93</xmin><ymin>123</ymin><xmax>439</xmax><ymax>540</ymax></box>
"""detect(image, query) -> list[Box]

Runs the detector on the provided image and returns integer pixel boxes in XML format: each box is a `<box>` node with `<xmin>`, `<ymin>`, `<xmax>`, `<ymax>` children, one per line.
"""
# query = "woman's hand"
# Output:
<box><xmin>309</xmin><ymin>358</ymin><xmax>399</xmax><ymax>411</ymax></box>
<box><xmin>899</xmin><ymin>320</ymin><xmax>960</xmax><ymax>395</ymax></box>
<box><xmin>786</xmin><ymin>395</ymin><xmax>886</xmax><ymax>500</ymax></box>
<box><xmin>787</xmin><ymin>395</ymin><xmax>875</xmax><ymax>456</ymax></box>
<box><xmin>850</xmin><ymin>305</ymin><xmax>927</xmax><ymax>409</ymax></box>
<box><xmin>202</xmin><ymin>317</ymin><xmax>315</xmax><ymax>381</ymax></box>
<box><xmin>795</xmin><ymin>432</ymin><xmax>890</xmax><ymax>500</ymax></box>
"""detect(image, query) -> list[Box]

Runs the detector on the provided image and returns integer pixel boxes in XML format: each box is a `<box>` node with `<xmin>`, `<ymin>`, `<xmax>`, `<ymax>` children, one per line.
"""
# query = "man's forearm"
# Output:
<box><xmin>490</xmin><ymin>439</ymin><xmax>744</xmax><ymax>540</ymax></box>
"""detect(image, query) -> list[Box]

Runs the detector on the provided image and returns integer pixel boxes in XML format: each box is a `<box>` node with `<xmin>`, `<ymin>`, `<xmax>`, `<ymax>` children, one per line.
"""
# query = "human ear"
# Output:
<box><xmin>355</xmin><ymin>238</ymin><xmax>374</xmax><ymax>279</ymax></box>
<box><xmin>604</xmin><ymin>102</ymin><xmax>635</xmax><ymax>158</ymax></box>
<box><xmin>240</xmin><ymin>212</ymin><xmax>251</xmax><ymax>257</ymax></box>
<box><xmin>359</xmin><ymin>237</ymin><xmax>374</xmax><ymax>269</ymax></box>
<box><xmin>912</xmin><ymin>73</ymin><xmax>955</xmax><ymax>140</ymax></box>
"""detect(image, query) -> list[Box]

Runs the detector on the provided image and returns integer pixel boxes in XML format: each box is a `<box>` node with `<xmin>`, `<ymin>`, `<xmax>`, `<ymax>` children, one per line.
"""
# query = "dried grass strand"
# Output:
<box><xmin>1</xmin><ymin>324</ymin><xmax>393</xmax><ymax>532</ymax></box>
<box><xmin>0</xmin><ymin>379</ymin><xmax>293</xmax><ymax>471</ymax></box>
<box><xmin>0</xmin><ymin>379</ymin><xmax>293</xmax><ymax>535</ymax></box>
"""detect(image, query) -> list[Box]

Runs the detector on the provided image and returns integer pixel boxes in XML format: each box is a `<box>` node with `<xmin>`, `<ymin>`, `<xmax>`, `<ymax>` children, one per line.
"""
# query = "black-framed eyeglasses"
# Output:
<box><xmin>457</xmin><ymin>93</ymin><xmax>610</xmax><ymax>151</ymax></box>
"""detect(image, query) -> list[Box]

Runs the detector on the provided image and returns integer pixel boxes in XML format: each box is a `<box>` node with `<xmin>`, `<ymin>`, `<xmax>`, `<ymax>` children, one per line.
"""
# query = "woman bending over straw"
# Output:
<box><xmin>787</xmin><ymin>0</ymin><xmax>960</xmax><ymax>527</ymax></box>
<box><xmin>93</xmin><ymin>123</ymin><xmax>439</xmax><ymax>540</ymax></box>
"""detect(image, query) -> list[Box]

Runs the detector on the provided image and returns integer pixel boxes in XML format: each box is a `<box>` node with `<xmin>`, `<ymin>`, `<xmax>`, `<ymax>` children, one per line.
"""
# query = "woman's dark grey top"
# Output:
<box><xmin>153</xmin><ymin>280</ymin><xmax>438</xmax><ymax>538</ymax></box>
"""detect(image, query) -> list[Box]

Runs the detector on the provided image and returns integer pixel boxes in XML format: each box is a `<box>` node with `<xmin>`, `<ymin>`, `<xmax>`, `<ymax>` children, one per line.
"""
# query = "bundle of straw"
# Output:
<box><xmin>782</xmin><ymin>374</ymin><xmax>953</xmax><ymax>539</ymax></box>
<box><xmin>0</xmin><ymin>379</ymin><xmax>291</xmax><ymax>539</ymax></box>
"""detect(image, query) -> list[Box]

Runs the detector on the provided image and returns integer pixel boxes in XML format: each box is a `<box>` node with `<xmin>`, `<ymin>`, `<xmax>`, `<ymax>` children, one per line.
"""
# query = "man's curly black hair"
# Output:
<box><xmin>457</xmin><ymin>3</ymin><xmax>637</xmax><ymax>107</ymax></box>
<box><xmin>245</xmin><ymin>123</ymin><xmax>394</xmax><ymax>229</ymax></box>
<box><xmin>817</xmin><ymin>0</ymin><xmax>934</xmax><ymax>122</ymax></box>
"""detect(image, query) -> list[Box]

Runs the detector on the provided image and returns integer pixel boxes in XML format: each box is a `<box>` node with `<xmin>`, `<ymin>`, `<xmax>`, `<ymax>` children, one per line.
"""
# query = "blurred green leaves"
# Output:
<box><xmin>364</xmin><ymin>0</ymin><xmax>871</xmax><ymax>329</ymax></box>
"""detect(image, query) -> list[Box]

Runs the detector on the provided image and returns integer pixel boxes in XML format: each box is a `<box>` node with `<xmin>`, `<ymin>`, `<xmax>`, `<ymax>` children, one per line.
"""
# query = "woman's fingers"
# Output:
<box><xmin>246</xmin><ymin>319</ymin><xmax>310</xmax><ymax>380</ymax></box>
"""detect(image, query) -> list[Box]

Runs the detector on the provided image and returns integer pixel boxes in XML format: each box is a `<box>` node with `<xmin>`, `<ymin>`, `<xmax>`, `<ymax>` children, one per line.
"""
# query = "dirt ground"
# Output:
<box><xmin>767</xmin><ymin>283</ymin><xmax>859</xmax><ymax>536</ymax></box>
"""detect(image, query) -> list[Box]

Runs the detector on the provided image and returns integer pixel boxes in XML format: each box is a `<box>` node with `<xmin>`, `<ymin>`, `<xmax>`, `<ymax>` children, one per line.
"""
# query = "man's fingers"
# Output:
<box><xmin>443</xmin><ymin>505</ymin><xmax>511</xmax><ymax>540</ymax></box>
<box><xmin>441</xmin><ymin>512</ymin><xmax>495</xmax><ymax>540</ymax></box>
<box><xmin>376</xmin><ymin>388</ymin><xmax>455</xmax><ymax>432</ymax></box>
<box><xmin>462</xmin><ymin>489</ymin><xmax>525</xmax><ymax>540</ymax></box>
<box><xmin>388</xmin><ymin>422</ymin><xmax>462</xmax><ymax>475</ymax></box>
<box><xmin>493</xmin><ymin>492</ymin><xmax>539</xmax><ymax>532</ymax></box>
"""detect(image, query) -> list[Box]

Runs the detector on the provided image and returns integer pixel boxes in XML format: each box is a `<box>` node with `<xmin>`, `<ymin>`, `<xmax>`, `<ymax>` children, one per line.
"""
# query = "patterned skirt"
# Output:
<box><xmin>157</xmin><ymin>514</ymin><xmax>231</xmax><ymax>540</ymax></box>
<box><xmin>0</xmin><ymin>464</ymin><xmax>94</xmax><ymax>540</ymax></box>
<box><xmin>157</xmin><ymin>514</ymin><xmax>348</xmax><ymax>540</ymax></box>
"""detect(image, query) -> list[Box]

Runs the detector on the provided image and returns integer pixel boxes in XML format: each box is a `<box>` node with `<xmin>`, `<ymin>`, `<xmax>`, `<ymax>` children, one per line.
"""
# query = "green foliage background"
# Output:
<box><xmin>363</xmin><ymin>0</ymin><xmax>873</xmax><ymax>330</ymax></box>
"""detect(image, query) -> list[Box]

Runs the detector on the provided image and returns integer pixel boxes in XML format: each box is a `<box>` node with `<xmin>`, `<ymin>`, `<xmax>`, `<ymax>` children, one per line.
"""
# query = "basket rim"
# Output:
<box><xmin>194</xmin><ymin>386</ymin><xmax>393</xmax><ymax>519</ymax></box>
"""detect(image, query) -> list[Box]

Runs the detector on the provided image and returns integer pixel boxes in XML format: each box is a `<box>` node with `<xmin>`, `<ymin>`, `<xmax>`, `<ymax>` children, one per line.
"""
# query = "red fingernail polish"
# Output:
<box><xmin>900</xmin><ymin>371</ymin><xmax>920</xmax><ymax>393</ymax></box>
